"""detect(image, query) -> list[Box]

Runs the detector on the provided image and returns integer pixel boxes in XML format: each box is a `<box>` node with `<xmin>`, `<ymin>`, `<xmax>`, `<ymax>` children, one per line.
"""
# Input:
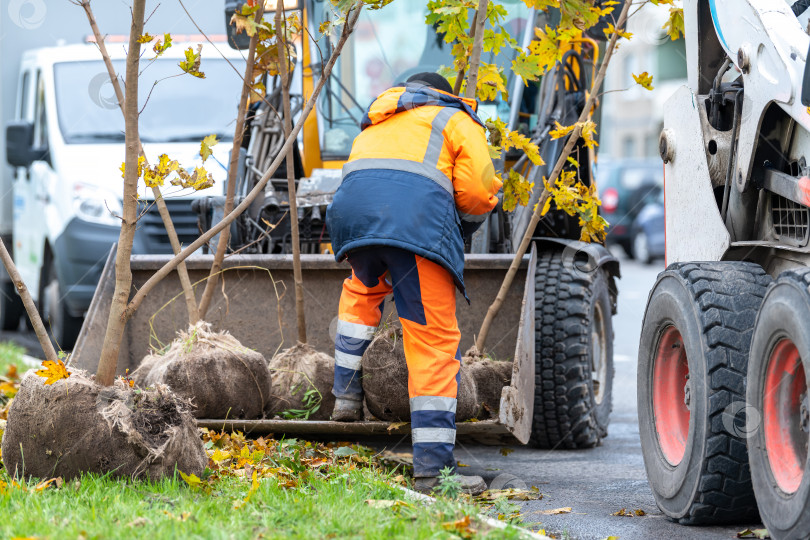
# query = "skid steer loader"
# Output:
<box><xmin>71</xmin><ymin>0</ymin><xmax>620</xmax><ymax>451</ymax></box>
<box><xmin>638</xmin><ymin>0</ymin><xmax>810</xmax><ymax>537</ymax></box>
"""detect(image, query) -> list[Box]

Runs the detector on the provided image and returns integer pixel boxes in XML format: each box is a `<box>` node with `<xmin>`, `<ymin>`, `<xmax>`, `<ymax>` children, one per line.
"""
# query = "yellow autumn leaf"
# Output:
<box><xmin>179</xmin><ymin>45</ymin><xmax>205</xmax><ymax>79</ymax></box>
<box><xmin>153</xmin><ymin>33</ymin><xmax>172</xmax><ymax>56</ymax></box>
<box><xmin>549</xmin><ymin>122</ymin><xmax>576</xmax><ymax>140</ymax></box>
<box><xmin>580</xmin><ymin>121</ymin><xmax>599</xmax><ymax>150</ymax></box>
<box><xmin>136</xmin><ymin>33</ymin><xmax>154</xmax><ymax>44</ymax></box>
<box><xmin>244</xmin><ymin>470</ymin><xmax>260</xmax><ymax>502</ymax></box>
<box><xmin>602</xmin><ymin>23</ymin><xmax>632</xmax><ymax>41</ymax></box>
<box><xmin>663</xmin><ymin>6</ymin><xmax>685</xmax><ymax>41</ymax></box>
<box><xmin>200</xmin><ymin>135</ymin><xmax>218</xmax><ymax>162</ymax></box>
<box><xmin>179</xmin><ymin>471</ymin><xmax>202</xmax><ymax>488</ymax></box>
<box><xmin>632</xmin><ymin>71</ymin><xmax>654</xmax><ymax>91</ymax></box>
<box><xmin>155</xmin><ymin>154</ymin><xmax>179</xmax><ymax>176</ymax></box>
<box><xmin>35</xmin><ymin>359</ymin><xmax>70</xmax><ymax>385</ymax></box>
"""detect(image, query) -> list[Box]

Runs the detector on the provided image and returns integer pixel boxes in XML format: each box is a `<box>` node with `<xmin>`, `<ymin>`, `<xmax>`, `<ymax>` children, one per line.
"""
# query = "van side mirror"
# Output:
<box><xmin>6</xmin><ymin>121</ymin><xmax>45</xmax><ymax>168</ymax></box>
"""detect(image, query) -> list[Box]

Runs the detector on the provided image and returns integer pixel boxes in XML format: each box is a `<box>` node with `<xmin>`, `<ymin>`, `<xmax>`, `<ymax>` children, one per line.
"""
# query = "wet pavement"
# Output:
<box><xmin>453</xmin><ymin>254</ymin><xmax>765</xmax><ymax>539</ymax></box>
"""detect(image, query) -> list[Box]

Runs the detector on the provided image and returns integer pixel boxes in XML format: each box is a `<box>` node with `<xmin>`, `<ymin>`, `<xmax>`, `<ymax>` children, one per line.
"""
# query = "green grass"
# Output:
<box><xmin>0</xmin><ymin>341</ymin><xmax>25</xmax><ymax>376</ymax></box>
<box><xmin>0</xmin><ymin>466</ymin><xmax>525</xmax><ymax>539</ymax></box>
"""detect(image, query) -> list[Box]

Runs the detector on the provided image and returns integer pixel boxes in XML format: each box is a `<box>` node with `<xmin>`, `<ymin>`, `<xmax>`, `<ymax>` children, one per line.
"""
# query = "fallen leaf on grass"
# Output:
<box><xmin>738</xmin><ymin>529</ymin><xmax>770</xmax><ymax>539</ymax></box>
<box><xmin>365</xmin><ymin>499</ymin><xmax>412</xmax><ymax>510</ymax></box>
<box><xmin>538</xmin><ymin>507</ymin><xmax>572</xmax><ymax>515</ymax></box>
<box><xmin>442</xmin><ymin>515</ymin><xmax>477</xmax><ymax>539</ymax></box>
<box><xmin>499</xmin><ymin>448</ymin><xmax>514</xmax><ymax>457</ymax></box>
<box><xmin>457</xmin><ymin>462</ymin><xmax>469</xmax><ymax>467</ymax></box>
<box><xmin>33</xmin><ymin>478</ymin><xmax>59</xmax><ymax>492</ymax></box>
<box><xmin>127</xmin><ymin>517</ymin><xmax>149</xmax><ymax>528</ymax></box>
<box><xmin>612</xmin><ymin>508</ymin><xmax>646</xmax><ymax>517</ymax></box>
<box><xmin>179</xmin><ymin>471</ymin><xmax>202</xmax><ymax>488</ymax></box>
<box><xmin>333</xmin><ymin>446</ymin><xmax>358</xmax><ymax>457</ymax></box>
<box><xmin>477</xmin><ymin>487</ymin><xmax>541</xmax><ymax>501</ymax></box>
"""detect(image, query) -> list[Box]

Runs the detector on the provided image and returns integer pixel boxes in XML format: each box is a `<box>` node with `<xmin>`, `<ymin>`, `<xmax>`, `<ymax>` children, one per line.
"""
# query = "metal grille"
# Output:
<box><xmin>138</xmin><ymin>199</ymin><xmax>199</xmax><ymax>253</ymax></box>
<box><xmin>772</xmin><ymin>193</ymin><xmax>810</xmax><ymax>244</ymax></box>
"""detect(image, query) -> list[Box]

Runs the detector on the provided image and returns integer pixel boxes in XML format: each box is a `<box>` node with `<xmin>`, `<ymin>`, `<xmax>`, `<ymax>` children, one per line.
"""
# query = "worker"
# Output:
<box><xmin>325</xmin><ymin>72</ymin><xmax>502</xmax><ymax>495</ymax></box>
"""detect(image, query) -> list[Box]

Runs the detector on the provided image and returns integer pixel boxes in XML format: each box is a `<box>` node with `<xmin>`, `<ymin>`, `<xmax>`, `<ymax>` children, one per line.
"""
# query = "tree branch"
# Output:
<box><xmin>79</xmin><ymin>0</ymin><xmax>199</xmax><ymax>325</ymax></box>
<box><xmin>122</xmin><ymin>4</ymin><xmax>364</xmax><ymax>322</ymax></box>
<box><xmin>198</xmin><ymin>5</ymin><xmax>264</xmax><ymax>320</ymax></box>
<box><xmin>276</xmin><ymin>2</ymin><xmax>307</xmax><ymax>343</ymax></box>
<box><xmin>0</xmin><ymin>239</ymin><xmax>57</xmax><ymax>361</ymax></box>
<box><xmin>474</xmin><ymin>0</ymin><xmax>631</xmax><ymax>352</ymax></box>
<box><xmin>96</xmin><ymin>0</ymin><xmax>146</xmax><ymax>386</ymax></box>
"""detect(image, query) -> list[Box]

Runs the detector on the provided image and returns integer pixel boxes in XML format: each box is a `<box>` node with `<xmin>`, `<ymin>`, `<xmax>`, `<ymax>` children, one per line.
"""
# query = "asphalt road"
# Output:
<box><xmin>453</xmin><ymin>253</ymin><xmax>765</xmax><ymax>540</ymax></box>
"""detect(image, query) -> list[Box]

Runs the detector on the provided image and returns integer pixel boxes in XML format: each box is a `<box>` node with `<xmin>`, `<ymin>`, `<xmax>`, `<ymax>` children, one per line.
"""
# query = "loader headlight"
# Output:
<box><xmin>73</xmin><ymin>184</ymin><xmax>123</xmax><ymax>226</ymax></box>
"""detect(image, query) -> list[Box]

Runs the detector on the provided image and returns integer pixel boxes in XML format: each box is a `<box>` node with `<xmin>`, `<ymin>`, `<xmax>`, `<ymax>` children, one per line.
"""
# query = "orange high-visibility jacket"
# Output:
<box><xmin>326</xmin><ymin>83</ymin><xmax>502</xmax><ymax>295</ymax></box>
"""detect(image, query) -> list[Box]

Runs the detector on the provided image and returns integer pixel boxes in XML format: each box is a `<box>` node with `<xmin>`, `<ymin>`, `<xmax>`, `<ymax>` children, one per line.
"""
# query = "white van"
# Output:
<box><xmin>4</xmin><ymin>41</ymin><xmax>245</xmax><ymax>347</ymax></box>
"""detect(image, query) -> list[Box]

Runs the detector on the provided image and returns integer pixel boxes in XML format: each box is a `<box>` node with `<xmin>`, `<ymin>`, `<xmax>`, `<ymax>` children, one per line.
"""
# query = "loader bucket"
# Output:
<box><xmin>72</xmin><ymin>246</ymin><xmax>537</xmax><ymax>444</ymax></box>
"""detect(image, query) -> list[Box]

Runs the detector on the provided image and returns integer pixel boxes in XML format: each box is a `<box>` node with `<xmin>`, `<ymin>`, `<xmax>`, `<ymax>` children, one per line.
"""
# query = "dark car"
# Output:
<box><xmin>597</xmin><ymin>159</ymin><xmax>663</xmax><ymax>258</ymax></box>
<box><xmin>630</xmin><ymin>189</ymin><xmax>665</xmax><ymax>264</ymax></box>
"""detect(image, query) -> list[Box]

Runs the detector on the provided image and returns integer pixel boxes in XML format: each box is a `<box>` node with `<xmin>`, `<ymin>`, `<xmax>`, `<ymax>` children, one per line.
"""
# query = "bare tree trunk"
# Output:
<box><xmin>0</xmin><ymin>239</ymin><xmax>57</xmax><ymax>362</ymax></box>
<box><xmin>197</xmin><ymin>6</ymin><xmax>264</xmax><ymax>320</ymax></box>
<box><xmin>464</xmin><ymin>0</ymin><xmax>488</xmax><ymax>99</ymax></box>
<box><xmin>474</xmin><ymin>1</ymin><xmax>631</xmax><ymax>352</ymax></box>
<box><xmin>122</xmin><ymin>5</ymin><xmax>363</xmax><ymax>321</ymax></box>
<box><xmin>276</xmin><ymin>2</ymin><xmax>307</xmax><ymax>344</ymax></box>
<box><xmin>96</xmin><ymin>0</ymin><xmax>146</xmax><ymax>386</ymax></box>
<box><xmin>79</xmin><ymin>0</ymin><xmax>199</xmax><ymax>324</ymax></box>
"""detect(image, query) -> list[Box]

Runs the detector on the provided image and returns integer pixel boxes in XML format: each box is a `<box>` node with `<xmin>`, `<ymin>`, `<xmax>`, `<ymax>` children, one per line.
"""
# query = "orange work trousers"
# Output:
<box><xmin>333</xmin><ymin>247</ymin><xmax>461</xmax><ymax>477</ymax></box>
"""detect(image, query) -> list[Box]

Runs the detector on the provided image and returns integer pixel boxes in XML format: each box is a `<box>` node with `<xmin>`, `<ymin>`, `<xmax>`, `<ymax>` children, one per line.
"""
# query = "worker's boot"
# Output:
<box><xmin>331</xmin><ymin>397</ymin><xmax>363</xmax><ymax>422</ymax></box>
<box><xmin>413</xmin><ymin>474</ymin><xmax>487</xmax><ymax>496</ymax></box>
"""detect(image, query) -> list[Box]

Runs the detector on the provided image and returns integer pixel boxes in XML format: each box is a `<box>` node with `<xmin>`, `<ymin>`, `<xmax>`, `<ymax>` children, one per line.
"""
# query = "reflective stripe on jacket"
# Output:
<box><xmin>326</xmin><ymin>83</ymin><xmax>502</xmax><ymax>296</ymax></box>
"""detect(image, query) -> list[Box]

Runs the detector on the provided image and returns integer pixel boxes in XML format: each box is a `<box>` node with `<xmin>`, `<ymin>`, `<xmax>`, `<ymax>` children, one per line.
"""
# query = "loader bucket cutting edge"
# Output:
<box><xmin>72</xmin><ymin>248</ymin><xmax>537</xmax><ymax>445</ymax></box>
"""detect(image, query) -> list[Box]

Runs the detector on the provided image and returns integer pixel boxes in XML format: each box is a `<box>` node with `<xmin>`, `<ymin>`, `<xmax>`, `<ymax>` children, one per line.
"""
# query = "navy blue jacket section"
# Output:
<box><xmin>327</xmin><ymin>169</ymin><xmax>467</xmax><ymax>295</ymax></box>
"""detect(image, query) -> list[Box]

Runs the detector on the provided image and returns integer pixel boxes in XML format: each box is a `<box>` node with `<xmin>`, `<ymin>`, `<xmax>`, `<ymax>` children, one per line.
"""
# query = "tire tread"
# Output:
<box><xmin>665</xmin><ymin>261</ymin><xmax>770</xmax><ymax>525</ymax></box>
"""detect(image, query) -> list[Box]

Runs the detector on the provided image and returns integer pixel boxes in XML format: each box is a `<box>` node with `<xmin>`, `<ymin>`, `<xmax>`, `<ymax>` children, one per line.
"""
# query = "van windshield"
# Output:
<box><xmin>53</xmin><ymin>58</ymin><xmax>244</xmax><ymax>144</ymax></box>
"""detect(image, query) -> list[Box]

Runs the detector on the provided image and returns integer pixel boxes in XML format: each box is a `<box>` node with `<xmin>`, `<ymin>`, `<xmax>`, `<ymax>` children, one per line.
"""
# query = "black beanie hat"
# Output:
<box><xmin>406</xmin><ymin>72</ymin><xmax>453</xmax><ymax>95</ymax></box>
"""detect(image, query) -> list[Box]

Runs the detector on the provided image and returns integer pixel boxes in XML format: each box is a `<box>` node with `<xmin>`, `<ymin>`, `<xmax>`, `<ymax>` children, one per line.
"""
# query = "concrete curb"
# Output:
<box><xmin>396</xmin><ymin>485</ymin><xmax>551</xmax><ymax>540</ymax></box>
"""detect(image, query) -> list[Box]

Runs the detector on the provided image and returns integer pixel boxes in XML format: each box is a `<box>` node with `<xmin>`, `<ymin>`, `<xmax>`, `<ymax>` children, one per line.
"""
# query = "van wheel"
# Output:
<box><xmin>530</xmin><ymin>250</ymin><xmax>614</xmax><ymax>449</ymax></box>
<box><xmin>748</xmin><ymin>269</ymin><xmax>810</xmax><ymax>539</ymax></box>
<box><xmin>40</xmin><ymin>259</ymin><xmax>82</xmax><ymax>350</ymax></box>
<box><xmin>638</xmin><ymin>261</ymin><xmax>770</xmax><ymax>524</ymax></box>
<box><xmin>0</xmin><ymin>281</ymin><xmax>23</xmax><ymax>331</ymax></box>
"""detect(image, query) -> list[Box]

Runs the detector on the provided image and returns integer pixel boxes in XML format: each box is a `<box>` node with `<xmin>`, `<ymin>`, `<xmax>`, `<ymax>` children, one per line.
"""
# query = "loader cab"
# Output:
<box><xmin>301</xmin><ymin>0</ymin><xmax>534</xmax><ymax>171</ymax></box>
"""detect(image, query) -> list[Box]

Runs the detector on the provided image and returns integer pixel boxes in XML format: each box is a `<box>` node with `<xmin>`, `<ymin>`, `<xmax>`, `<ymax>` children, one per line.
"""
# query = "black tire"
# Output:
<box><xmin>529</xmin><ymin>249</ymin><xmax>615</xmax><ymax>449</ymax></box>
<box><xmin>39</xmin><ymin>257</ymin><xmax>82</xmax><ymax>350</ymax></box>
<box><xmin>0</xmin><ymin>280</ymin><xmax>23</xmax><ymax>331</ymax></box>
<box><xmin>638</xmin><ymin>261</ymin><xmax>770</xmax><ymax>524</ymax></box>
<box><xmin>747</xmin><ymin>269</ymin><xmax>810</xmax><ymax>539</ymax></box>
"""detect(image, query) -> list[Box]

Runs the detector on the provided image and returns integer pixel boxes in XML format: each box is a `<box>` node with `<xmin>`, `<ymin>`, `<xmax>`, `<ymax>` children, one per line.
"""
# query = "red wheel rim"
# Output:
<box><xmin>653</xmin><ymin>326</ymin><xmax>690</xmax><ymax>466</ymax></box>
<box><xmin>764</xmin><ymin>339</ymin><xmax>808</xmax><ymax>494</ymax></box>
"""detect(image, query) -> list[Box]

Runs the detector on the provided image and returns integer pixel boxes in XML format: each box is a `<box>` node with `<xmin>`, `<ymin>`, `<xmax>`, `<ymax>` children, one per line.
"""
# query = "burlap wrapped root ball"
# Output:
<box><xmin>1</xmin><ymin>370</ymin><xmax>206</xmax><ymax>480</ymax></box>
<box><xmin>266</xmin><ymin>343</ymin><xmax>335</xmax><ymax>420</ymax></box>
<box><xmin>132</xmin><ymin>322</ymin><xmax>272</xmax><ymax>419</ymax></box>
<box><xmin>466</xmin><ymin>357</ymin><xmax>513</xmax><ymax>418</ymax></box>
<box><xmin>362</xmin><ymin>326</ymin><xmax>478</xmax><ymax>422</ymax></box>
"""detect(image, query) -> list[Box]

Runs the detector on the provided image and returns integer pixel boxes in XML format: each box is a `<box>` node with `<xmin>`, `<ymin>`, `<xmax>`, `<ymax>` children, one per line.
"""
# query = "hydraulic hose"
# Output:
<box><xmin>793</xmin><ymin>0</ymin><xmax>810</xmax><ymax>17</ymax></box>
